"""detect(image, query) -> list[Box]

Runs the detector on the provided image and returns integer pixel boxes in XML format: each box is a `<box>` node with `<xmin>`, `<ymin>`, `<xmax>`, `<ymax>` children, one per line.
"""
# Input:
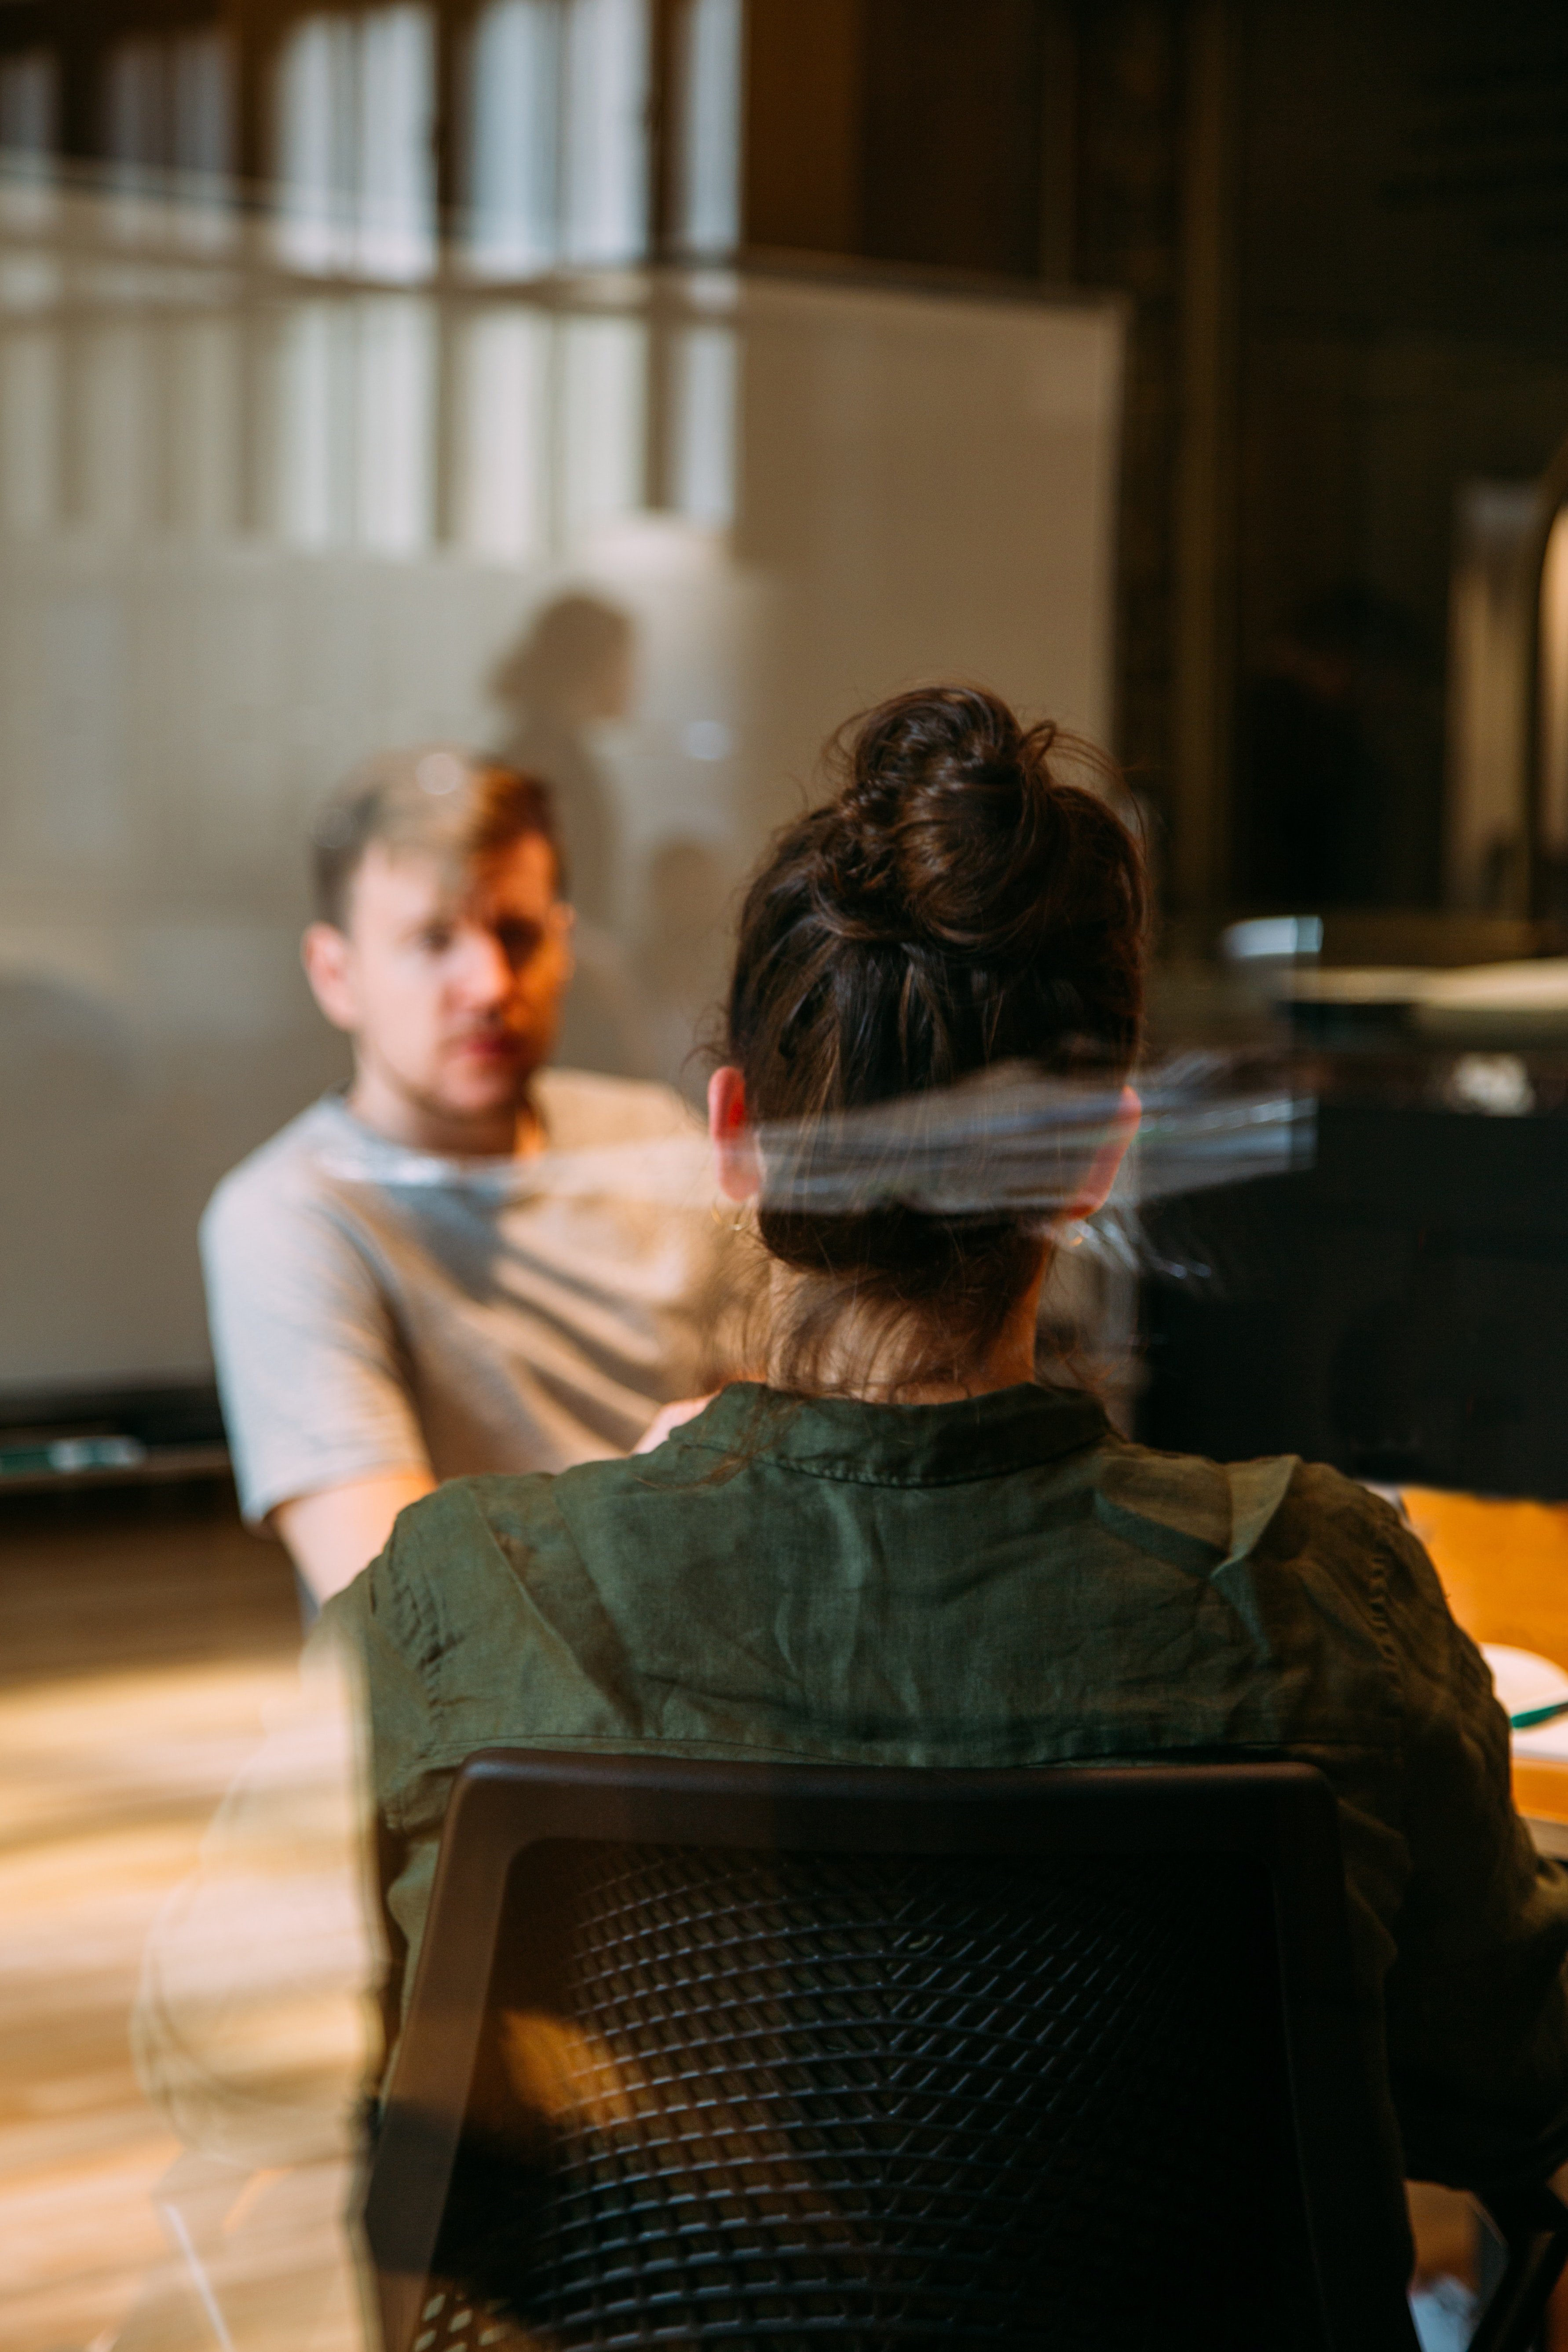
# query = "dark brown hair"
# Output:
<box><xmin>724</xmin><ymin>685</ymin><xmax>1147</xmax><ymax>1394</ymax></box>
<box><xmin>311</xmin><ymin>746</ymin><xmax>562</xmax><ymax>929</ymax></box>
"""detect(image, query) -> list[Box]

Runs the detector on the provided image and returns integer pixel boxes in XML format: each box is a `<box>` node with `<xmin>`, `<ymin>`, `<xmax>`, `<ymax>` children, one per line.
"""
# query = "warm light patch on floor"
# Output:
<box><xmin>0</xmin><ymin>1497</ymin><xmax>367</xmax><ymax>2352</ymax></box>
<box><xmin>0</xmin><ymin>1655</ymin><xmax>299</xmax><ymax>2350</ymax></box>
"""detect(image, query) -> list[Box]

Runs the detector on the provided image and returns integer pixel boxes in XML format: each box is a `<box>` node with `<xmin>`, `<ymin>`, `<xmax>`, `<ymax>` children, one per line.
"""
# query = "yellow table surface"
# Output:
<box><xmin>1403</xmin><ymin>1488</ymin><xmax>1568</xmax><ymax>1826</ymax></box>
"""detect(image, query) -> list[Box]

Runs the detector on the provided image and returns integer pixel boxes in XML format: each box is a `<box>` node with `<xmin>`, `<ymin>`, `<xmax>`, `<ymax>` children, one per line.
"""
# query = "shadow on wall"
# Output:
<box><xmin>488</xmin><ymin>592</ymin><xmax>650</xmax><ymax>1082</ymax></box>
<box><xmin>487</xmin><ymin>593</ymin><xmax>636</xmax><ymax>930</ymax></box>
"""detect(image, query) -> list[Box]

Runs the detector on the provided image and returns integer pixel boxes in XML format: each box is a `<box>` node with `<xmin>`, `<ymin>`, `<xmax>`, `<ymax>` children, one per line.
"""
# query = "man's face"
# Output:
<box><xmin>304</xmin><ymin>834</ymin><xmax>572</xmax><ymax>1134</ymax></box>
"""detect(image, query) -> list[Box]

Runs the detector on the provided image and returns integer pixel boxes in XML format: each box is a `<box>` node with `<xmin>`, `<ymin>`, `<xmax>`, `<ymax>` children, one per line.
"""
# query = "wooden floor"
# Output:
<box><xmin>0</xmin><ymin>1484</ymin><xmax>337</xmax><ymax>2352</ymax></box>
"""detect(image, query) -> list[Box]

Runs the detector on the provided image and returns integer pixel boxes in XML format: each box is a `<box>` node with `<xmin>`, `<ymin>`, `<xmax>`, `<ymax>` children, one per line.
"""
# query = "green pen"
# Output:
<box><xmin>1511</xmin><ymin>1699</ymin><xmax>1568</xmax><ymax>1731</ymax></box>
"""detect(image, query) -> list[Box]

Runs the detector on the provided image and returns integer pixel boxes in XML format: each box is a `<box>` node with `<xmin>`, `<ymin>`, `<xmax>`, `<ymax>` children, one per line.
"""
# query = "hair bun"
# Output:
<box><xmin>825</xmin><ymin>684</ymin><xmax>1080</xmax><ymax>959</ymax></box>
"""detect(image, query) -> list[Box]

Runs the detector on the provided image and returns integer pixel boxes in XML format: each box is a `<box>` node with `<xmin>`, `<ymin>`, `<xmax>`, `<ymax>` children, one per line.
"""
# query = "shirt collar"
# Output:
<box><xmin>673</xmin><ymin>1380</ymin><xmax>1109</xmax><ymax>1488</ymax></box>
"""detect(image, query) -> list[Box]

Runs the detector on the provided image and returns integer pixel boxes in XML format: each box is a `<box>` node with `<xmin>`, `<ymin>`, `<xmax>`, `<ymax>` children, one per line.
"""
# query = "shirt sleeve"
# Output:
<box><xmin>1378</xmin><ymin>1508</ymin><xmax>1568</xmax><ymax>2190</ymax></box>
<box><xmin>201</xmin><ymin>1168</ymin><xmax>431</xmax><ymax>1527</ymax></box>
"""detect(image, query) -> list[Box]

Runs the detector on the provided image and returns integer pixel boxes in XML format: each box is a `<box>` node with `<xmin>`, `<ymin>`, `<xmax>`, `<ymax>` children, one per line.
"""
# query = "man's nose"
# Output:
<box><xmin>451</xmin><ymin>926</ymin><xmax>513</xmax><ymax>1005</ymax></box>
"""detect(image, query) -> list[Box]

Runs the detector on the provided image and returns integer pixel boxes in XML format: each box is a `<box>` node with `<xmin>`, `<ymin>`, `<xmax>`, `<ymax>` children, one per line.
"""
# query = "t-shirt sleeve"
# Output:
<box><xmin>201</xmin><ymin>1167</ymin><xmax>431</xmax><ymax>1526</ymax></box>
<box><xmin>1376</xmin><ymin>1505</ymin><xmax>1568</xmax><ymax>2190</ymax></box>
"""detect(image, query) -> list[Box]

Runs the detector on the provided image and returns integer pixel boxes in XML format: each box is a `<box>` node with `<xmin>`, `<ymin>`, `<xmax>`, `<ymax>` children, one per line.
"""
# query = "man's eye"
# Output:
<box><xmin>498</xmin><ymin>923</ymin><xmax>543</xmax><ymax>965</ymax></box>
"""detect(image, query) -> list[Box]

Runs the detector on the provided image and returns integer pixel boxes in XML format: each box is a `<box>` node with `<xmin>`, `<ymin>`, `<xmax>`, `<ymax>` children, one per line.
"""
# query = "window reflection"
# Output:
<box><xmin>0</xmin><ymin>279</ymin><xmax>729</xmax><ymax>574</ymax></box>
<box><xmin>274</xmin><ymin>296</ymin><xmax>435</xmax><ymax>553</ymax></box>
<box><xmin>0</xmin><ymin>47</ymin><xmax>56</xmax><ymax>228</ymax></box>
<box><xmin>0</xmin><ymin>326</ymin><xmax>57</xmax><ymax>530</ymax></box>
<box><xmin>274</xmin><ymin>8</ymin><xmax>436</xmax><ymax>283</ymax></box>
<box><xmin>670</xmin><ymin>0</ymin><xmax>742</xmax><ymax>257</ymax></box>
<box><xmin>167</xmin><ymin>318</ymin><xmax>243</xmax><ymax>539</ymax></box>
<box><xmin>0</xmin><ymin>163</ymin><xmax>1123</xmax><ymax>1522</ymax></box>
<box><xmin>1541</xmin><ymin>508</ymin><xmax>1568</xmax><ymax>901</ymax></box>
<box><xmin>668</xmin><ymin>321</ymin><xmax>737</xmax><ymax>525</ymax></box>
<box><xmin>560</xmin><ymin>312</ymin><xmax>647</xmax><ymax>537</ymax></box>
<box><xmin>275</xmin><ymin>303</ymin><xmax>352</xmax><ymax>546</ymax></box>
<box><xmin>559</xmin><ymin>0</ymin><xmax>649</xmax><ymax>264</ymax></box>
<box><xmin>103</xmin><ymin>29</ymin><xmax>233</xmax><ymax>246</ymax></box>
<box><xmin>467</xmin><ymin>0</ymin><xmax>563</xmax><ymax>277</ymax></box>
<box><xmin>0</xmin><ymin>47</ymin><xmax>55</xmax><ymax>162</ymax></box>
<box><xmin>358</xmin><ymin>298</ymin><xmax>437</xmax><ymax>552</ymax></box>
<box><xmin>78</xmin><ymin>325</ymin><xmax>155</xmax><ymax>537</ymax></box>
<box><xmin>454</xmin><ymin>308</ymin><xmax>553</xmax><ymax>558</ymax></box>
<box><xmin>464</xmin><ymin>0</ymin><xmax>649</xmax><ymax>276</ymax></box>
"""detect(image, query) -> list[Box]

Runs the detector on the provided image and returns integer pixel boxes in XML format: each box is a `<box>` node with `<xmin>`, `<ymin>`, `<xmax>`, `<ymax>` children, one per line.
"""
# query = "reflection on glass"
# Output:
<box><xmin>273</xmin><ymin>297</ymin><xmax>436</xmax><ymax>552</ymax></box>
<box><xmin>1446</xmin><ymin>483</ymin><xmax>1536</xmax><ymax>911</ymax></box>
<box><xmin>359</xmin><ymin>7</ymin><xmax>437</xmax><ymax>279</ymax></box>
<box><xmin>669</xmin><ymin>321</ymin><xmax>737</xmax><ymax>524</ymax></box>
<box><xmin>167</xmin><ymin>317</ymin><xmax>242</xmax><ymax>539</ymax></box>
<box><xmin>1540</xmin><ymin>506</ymin><xmax>1568</xmax><ymax>901</ymax></box>
<box><xmin>0</xmin><ymin>160</ymin><xmax>1125</xmax><ymax>2348</ymax></box>
<box><xmin>0</xmin><ymin>326</ymin><xmax>58</xmax><ymax>530</ymax></box>
<box><xmin>0</xmin><ymin>46</ymin><xmax>56</xmax><ymax>168</ymax></box>
<box><xmin>0</xmin><ymin>171</ymin><xmax>1121</xmax><ymax>1416</ymax></box>
<box><xmin>467</xmin><ymin>0</ymin><xmax>563</xmax><ymax>277</ymax></box>
<box><xmin>671</xmin><ymin>0</ymin><xmax>743</xmax><ymax>256</ymax></box>
<box><xmin>106</xmin><ymin>39</ymin><xmax>173</xmax><ymax>183</ymax></box>
<box><xmin>358</xmin><ymin>296</ymin><xmax>437</xmax><ymax>552</ymax></box>
<box><xmin>465</xmin><ymin>0</ymin><xmax>649</xmax><ymax>275</ymax></box>
<box><xmin>0</xmin><ymin>52</ymin><xmax>55</xmax><ymax>244</ymax></box>
<box><xmin>171</xmin><ymin>29</ymin><xmax>233</xmax><ymax>181</ymax></box>
<box><xmin>277</xmin><ymin>303</ymin><xmax>351</xmax><ymax>547</ymax></box>
<box><xmin>79</xmin><ymin>324</ymin><xmax>155</xmax><ymax>537</ymax></box>
<box><xmin>560</xmin><ymin>312</ymin><xmax>647</xmax><ymax>536</ymax></box>
<box><xmin>105</xmin><ymin>28</ymin><xmax>231</xmax><ymax>181</ymax></box>
<box><xmin>455</xmin><ymin>307</ymin><xmax>553</xmax><ymax>558</ymax></box>
<box><xmin>490</xmin><ymin>593</ymin><xmax>635</xmax><ymax>924</ymax></box>
<box><xmin>559</xmin><ymin>0</ymin><xmax>650</xmax><ymax>263</ymax></box>
<box><xmin>275</xmin><ymin>7</ymin><xmax>435</xmax><ymax>282</ymax></box>
<box><xmin>103</xmin><ymin>28</ymin><xmax>233</xmax><ymax>248</ymax></box>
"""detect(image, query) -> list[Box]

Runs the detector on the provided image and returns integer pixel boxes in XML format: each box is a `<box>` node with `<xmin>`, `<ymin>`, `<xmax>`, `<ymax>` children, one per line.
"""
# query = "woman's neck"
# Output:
<box><xmin>764</xmin><ymin>1251</ymin><xmax>1049</xmax><ymax>1404</ymax></box>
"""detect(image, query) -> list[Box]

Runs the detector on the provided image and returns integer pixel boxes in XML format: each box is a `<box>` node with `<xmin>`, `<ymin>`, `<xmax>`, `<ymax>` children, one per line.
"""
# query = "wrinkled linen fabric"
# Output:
<box><xmin>326</xmin><ymin>1379</ymin><xmax>1568</xmax><ymax>2198</ymax></box>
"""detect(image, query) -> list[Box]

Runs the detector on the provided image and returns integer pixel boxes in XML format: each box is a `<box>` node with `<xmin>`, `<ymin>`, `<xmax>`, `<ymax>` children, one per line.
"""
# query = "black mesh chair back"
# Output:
<box><xmin>363</xmin><ymin>1753</ymin><xmax>1447</xmax><ymax>2352</ymax></box>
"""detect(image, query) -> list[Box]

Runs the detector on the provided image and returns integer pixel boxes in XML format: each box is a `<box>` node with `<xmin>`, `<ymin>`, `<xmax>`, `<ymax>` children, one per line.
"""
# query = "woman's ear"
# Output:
<box><xmin>1067</xmin><ymin>1084</ymin><xmax>1141</xmax><ymax>1221</ymax></box>
<box><xmin>708</xmin><ymin>1065</ymin><xmax>761</xmax><ymax>1203</ymax></box>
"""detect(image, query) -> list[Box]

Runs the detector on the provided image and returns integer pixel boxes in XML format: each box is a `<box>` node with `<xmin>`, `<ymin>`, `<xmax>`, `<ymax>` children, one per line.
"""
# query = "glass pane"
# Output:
<box><xmin>467</xmin><ymin>0</ymin><xmax>562</xmax><ymax>276</ymax></box>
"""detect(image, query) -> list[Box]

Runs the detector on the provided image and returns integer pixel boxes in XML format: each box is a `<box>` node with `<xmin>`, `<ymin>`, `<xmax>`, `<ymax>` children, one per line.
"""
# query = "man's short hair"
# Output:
<box><xmin>311</xmin><ymin>746</ymin><xmax>563</xmax><ymax>929</ymax></box>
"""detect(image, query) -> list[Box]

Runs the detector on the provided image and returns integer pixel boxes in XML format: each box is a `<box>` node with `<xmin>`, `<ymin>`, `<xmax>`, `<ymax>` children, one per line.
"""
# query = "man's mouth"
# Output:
<box><xmin>450</xmin><ymin>1032</ymin><xmax>526</xmax><ymax>1063</ymax></box>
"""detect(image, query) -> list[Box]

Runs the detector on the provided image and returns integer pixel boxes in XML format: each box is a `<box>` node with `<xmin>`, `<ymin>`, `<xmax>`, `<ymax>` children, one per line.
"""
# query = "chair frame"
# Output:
<box><xmin>362</xmin><ymin>1751</ymin><xmax>1567</xmax><ymax>2352</ymax></box>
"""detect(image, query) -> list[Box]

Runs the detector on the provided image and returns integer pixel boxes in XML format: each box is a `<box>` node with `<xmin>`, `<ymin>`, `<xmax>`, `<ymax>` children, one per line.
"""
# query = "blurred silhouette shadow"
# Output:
<box><xmin>488</xmin><ymin>594</ymin><xmax>635</xmax><ymax>931</ymax></box>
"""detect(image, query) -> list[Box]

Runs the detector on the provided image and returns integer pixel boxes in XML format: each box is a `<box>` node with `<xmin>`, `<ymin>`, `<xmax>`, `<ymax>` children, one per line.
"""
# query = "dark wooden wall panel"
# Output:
<box><xmin>859</xmin><ymin>0</ymin><xmax>1045</xmax><ymax>276</ymax></box>
<box><xmin>743</xmin><ymin>0</ymin><xmax>867</xmax><ymax>256</ymax></box>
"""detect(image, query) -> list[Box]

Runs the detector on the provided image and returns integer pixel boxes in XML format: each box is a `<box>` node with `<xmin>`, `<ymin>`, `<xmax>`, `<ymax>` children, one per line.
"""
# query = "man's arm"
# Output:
<box><xmin>201</xmin><ymin>1168</ymin><xmax>440</xmax><ymax>1566</ymax></box>
<box><xmin>274</xmin><ymin>1470</ymin><xmax>437</xmax><ymax>1606</ymax></box>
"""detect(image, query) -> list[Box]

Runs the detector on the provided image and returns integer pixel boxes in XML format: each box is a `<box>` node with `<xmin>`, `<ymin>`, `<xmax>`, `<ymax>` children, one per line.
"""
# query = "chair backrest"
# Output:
<box><xmin>363</xmin><ymin>1754</ymin><xmax>1418</xmax><ymax>2352</ymax></box>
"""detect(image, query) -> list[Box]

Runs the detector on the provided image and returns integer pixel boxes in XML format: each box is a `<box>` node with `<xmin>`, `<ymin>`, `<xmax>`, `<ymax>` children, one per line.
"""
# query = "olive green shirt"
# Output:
<box><xmin>324</xmin><ymin>1379</ymin><xmax>1568</xmax><ymax>2193</ymax></box>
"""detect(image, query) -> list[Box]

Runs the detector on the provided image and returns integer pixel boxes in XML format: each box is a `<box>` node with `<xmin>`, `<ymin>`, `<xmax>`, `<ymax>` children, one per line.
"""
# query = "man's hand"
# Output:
<box><xmin>273</xmin><ymin>1470</ymin><xmax>436</xmax><ymax>1606</ymax></box>
<box><xmin>632</xmin><ymin>1396</ymin><xmax>716</xmax><ymax>1455</ymax></box>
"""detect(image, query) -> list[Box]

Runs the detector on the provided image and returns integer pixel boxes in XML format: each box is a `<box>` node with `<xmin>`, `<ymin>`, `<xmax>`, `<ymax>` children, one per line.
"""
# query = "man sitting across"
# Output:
<box><xmin>201</xmin><ymin>746</ymin><xmax>739</xmax><ymax>1606</ymax></box>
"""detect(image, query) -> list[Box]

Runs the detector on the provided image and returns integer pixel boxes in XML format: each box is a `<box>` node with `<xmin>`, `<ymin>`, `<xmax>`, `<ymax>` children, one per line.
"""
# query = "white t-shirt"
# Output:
<box><xmin>201</xmin><ymin>1070</ymin><xmax>743</xmax><ymax>1526</ymax></box>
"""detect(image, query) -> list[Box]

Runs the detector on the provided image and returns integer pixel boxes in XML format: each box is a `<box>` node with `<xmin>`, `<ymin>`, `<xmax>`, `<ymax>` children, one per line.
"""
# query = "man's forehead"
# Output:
<box><xmin>350</xmin><ymin>833</ymin><xmax>558</xmax><ymax>920</ymax></box>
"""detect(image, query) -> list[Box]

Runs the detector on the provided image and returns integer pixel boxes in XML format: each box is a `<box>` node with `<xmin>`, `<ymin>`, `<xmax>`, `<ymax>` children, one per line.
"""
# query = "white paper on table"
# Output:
<box><xmin>1484</xmin><ymin>1644</ymin><xmax>1568</xmax><ymax>1762</ymax></box>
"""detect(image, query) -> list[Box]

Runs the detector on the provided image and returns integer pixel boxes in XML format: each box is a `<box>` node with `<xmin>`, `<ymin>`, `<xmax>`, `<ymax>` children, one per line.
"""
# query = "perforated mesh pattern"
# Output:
<box><xmin>422</xmin><ymin>1840</ymin><xmax>1284</xmax><ymax>2351</ymax></box>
